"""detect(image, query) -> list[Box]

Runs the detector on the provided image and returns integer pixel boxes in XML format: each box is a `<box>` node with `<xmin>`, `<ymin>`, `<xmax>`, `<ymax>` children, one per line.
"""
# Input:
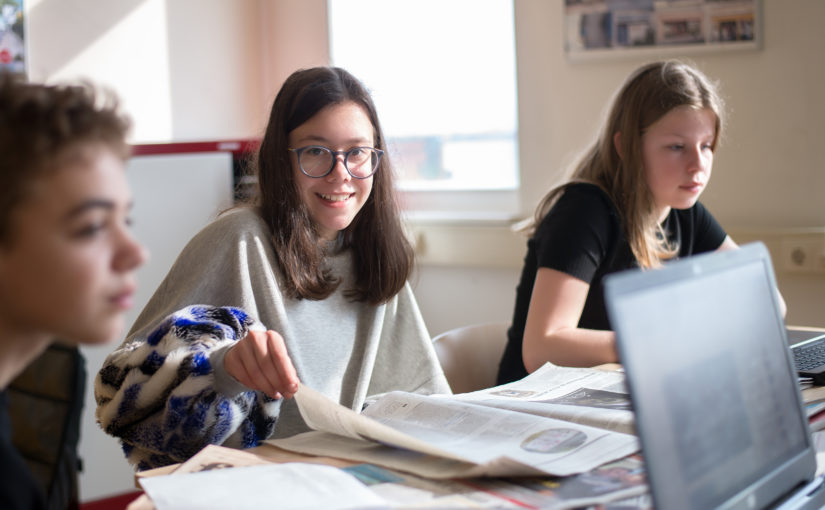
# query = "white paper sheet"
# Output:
<box><xmin>139</xmin><ymin>462</ymin><xmax>390</xmax><ymax>510</ymax></box>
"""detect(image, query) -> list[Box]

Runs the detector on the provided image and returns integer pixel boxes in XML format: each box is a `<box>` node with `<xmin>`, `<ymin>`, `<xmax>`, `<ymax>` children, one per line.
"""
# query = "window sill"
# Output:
<box><xmin>405</xmin><ymin>216</ymin><xmax>526</xmax><ymax>269</ymax></box>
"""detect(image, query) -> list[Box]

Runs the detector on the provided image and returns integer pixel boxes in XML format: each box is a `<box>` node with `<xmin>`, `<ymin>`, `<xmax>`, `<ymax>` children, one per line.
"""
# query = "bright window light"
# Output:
<box><xmin>329</xmin><ymin>0</ymin><xmax>520</xmax><ymax>207</ymax></box>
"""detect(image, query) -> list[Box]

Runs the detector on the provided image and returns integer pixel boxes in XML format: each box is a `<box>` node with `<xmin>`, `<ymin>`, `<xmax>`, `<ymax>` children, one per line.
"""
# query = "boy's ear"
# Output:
<box><xmin>613</xmin><ymin>131</ymin><xmax>622</xmax><ymax>160</ymax></box>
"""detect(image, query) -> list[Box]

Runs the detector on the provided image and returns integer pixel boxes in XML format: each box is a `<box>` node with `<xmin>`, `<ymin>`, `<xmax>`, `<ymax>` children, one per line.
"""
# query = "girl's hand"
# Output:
<box><xmin>224</xmin><ymin>329</ymin><xmax>299</xmax><ymax>399</ymax></box>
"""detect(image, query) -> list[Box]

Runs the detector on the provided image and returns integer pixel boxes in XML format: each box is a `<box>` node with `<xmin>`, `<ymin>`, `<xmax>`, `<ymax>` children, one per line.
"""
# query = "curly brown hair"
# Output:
<box><xmin>0</xmin><ymin>72</ymin><xmax>131</xmax><ymax>242</ymax></box>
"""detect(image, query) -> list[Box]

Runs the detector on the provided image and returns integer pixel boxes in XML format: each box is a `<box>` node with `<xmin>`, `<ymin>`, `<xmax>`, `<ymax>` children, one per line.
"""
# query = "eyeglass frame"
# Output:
<box><xmin>288</xmin><ymin>145</ymin><xmax>384</xmax><ymax>179</ymax></box>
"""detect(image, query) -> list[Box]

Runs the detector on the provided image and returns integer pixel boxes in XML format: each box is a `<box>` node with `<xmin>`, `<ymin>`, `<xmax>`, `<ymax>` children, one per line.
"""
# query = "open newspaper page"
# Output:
<box><xmin>443</xmin><ymin>363</ymin><xmax>635</xmax><ymax>434</ymax></box>
<box><xmin>268</xmin><ymin>383</ymin><xmax>638</xmax><ymax>478</ymax></box>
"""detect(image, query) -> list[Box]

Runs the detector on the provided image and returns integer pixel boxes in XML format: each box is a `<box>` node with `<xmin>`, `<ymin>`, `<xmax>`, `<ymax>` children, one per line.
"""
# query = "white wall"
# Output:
<box><xmin>26</xmin><ymin>0</ymin><xmax>309</xmax><ymax>143</ymax></box>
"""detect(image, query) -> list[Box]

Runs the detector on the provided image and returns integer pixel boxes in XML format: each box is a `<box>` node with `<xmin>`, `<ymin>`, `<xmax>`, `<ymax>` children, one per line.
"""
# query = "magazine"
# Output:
<box><xmin>268</xmin><ymin>363</ymin><xmax>639</xmax><ymax>479</ymax></box>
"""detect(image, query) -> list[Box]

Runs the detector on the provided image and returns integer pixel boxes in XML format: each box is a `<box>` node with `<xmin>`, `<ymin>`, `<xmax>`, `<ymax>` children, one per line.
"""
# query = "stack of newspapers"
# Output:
<box><xmin>140</xmin><ymin>364</ymin><xmax>652</xmax><ymax>509</ymax></box>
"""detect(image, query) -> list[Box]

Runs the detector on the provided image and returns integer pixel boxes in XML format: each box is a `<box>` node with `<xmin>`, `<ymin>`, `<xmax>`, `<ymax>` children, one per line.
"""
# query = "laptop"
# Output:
<box><xmin>788</xmin><ymin>328</ymin><xmax>825</xmax><ymax>385</ymax></box>
<box><xmin>604</xmin><ymin>242</ymin><xmax>825</xmax><ymax>510</ymax></box>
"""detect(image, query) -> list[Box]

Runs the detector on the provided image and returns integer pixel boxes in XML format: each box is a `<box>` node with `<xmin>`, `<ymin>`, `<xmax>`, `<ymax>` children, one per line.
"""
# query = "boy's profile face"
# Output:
<box><xmin>0</xmin><ymin>144</ymin><xmax>146</xmax><ymax>345</ymax></box>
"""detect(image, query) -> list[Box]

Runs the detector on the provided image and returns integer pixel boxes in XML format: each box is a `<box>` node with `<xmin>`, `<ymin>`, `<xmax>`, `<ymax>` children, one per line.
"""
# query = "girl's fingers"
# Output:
<box><xmin>226</xmin><ymin>330</ymin><xmax>299</xmax><ymax>399</ymax></box>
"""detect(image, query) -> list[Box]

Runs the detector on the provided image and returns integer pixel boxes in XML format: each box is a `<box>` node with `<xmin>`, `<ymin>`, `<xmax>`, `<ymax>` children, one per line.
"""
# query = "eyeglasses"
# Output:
<box><xmin>288</xmin><ymin>145</ymin><xmax>383</xmax><ymax>179</ymax></box>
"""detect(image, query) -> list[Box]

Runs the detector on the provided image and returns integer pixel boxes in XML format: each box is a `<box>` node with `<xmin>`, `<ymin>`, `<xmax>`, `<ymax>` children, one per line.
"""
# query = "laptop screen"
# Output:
<box><xmin>605</xmin><ymin>243</ymin><xmax>815</xmax><ymax>510</ymax></box>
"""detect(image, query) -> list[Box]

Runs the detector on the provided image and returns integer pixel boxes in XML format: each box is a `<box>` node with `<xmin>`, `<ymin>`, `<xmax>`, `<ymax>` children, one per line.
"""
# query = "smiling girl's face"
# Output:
<box><xmin>0</xmin><ymin>144</ymin><xmax>146</xmax><ymax>345</ymax></box>
<box><xmin>288</xmin><ymin>101</ymin><xmax>376</xmax><ymax>241</ymax></box>
<box><xmin>641</xmin><ymin>106</ymin><xmax>717</xmax><ymax>222</ymax></box>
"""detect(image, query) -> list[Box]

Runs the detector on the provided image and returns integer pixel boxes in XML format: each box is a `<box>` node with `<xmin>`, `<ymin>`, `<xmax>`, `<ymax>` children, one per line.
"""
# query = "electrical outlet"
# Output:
<box><xmin>781</xmin><ymin>237</ymin><xmax>825</xmax><ymax>274</ymax></box>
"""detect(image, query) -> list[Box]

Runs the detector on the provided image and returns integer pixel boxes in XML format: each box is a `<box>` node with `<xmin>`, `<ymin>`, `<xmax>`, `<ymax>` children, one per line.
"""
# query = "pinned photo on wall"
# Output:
<box><xmin>564</xmin><ymin>0</ymin><xmax>760</xmax><ymax>61</ymax></box>
<box><xmin>0</xmin><ymin>0</ymin><xmax>24</xmax><ymax>76</ymax></box>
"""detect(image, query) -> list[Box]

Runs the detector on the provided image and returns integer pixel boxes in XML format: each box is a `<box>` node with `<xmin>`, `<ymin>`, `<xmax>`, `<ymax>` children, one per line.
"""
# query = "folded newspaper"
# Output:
<box><xmin>268</xmin><ymin>363</ymin><xmax>639</xmax><ymax>478</ymax></box>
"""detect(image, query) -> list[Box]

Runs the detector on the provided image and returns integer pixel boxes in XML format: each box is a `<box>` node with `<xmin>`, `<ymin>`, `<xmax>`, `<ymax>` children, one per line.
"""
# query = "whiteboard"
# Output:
<box><xmin>78</xmin><ymin>152</ymin><xmax>234</xmax><ymax>500</ymax></box>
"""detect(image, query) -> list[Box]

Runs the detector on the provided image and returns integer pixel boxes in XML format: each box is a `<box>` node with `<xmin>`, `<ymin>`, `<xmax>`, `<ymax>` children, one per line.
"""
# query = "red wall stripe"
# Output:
<box><xmin>131</xmin><ymin>139</ymin><xmax>260</xmax><ymax>157</ymax></box>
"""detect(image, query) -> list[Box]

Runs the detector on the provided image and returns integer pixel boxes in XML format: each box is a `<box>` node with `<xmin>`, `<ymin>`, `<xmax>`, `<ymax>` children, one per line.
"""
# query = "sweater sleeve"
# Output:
<box><xmin>93</xmin><ymin>208</ymin><xmax>284</xmax><ymax>470</ymax></box>
<box><xmin>94</xmin><ymin>305</ymin><xmax>280</xmax><ymax>471</ymax></box>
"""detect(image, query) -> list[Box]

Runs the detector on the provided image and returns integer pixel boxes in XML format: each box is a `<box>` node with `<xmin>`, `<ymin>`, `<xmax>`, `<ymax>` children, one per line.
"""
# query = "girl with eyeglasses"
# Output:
<box><xmin>95</xmin><ymin>67</ymin><xmax>450</xmax><ymax>470</ymax></box>
<box><xmin>497</xmin><ymin>60</ymin><xmax>784</xmax><ymax>385</ymax></box>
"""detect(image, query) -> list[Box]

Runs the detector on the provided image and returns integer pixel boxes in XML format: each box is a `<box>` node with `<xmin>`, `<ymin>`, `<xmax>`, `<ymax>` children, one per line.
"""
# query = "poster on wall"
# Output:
<box><xmin>0</xmin><ymin>0</ymin><xmax>24</xmax><ymax>75</ymax></box>
<box><xmin>564</xmin><ymin>0</ymin><xmax>760</xmax><ymax>60</ymax></box>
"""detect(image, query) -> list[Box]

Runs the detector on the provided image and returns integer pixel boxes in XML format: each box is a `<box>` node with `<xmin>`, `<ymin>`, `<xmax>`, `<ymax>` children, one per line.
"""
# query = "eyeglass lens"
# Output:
<box><xmin>299</xmin><ymin>147</ymin><xmax>378</xmax><ymax>178</ymax></box>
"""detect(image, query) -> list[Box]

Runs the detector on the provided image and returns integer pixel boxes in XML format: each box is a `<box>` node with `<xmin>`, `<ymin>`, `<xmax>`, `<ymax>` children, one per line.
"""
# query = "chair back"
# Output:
<box><xmin>8</xmin><ymin>343</ymin><xmax>85</xmax><ymax>510</ymax></box>
<box><xmin>432</xmin><ymin>323</ymin><xmax>509</xmax><ymax>394</ymax></box>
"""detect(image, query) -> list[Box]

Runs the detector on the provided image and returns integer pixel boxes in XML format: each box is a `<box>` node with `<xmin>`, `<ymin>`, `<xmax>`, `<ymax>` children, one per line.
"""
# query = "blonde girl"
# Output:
<box><xmin>497</xmin><ymin>60</ymin><xmax>744</xmax><ymax>383</ymax></box>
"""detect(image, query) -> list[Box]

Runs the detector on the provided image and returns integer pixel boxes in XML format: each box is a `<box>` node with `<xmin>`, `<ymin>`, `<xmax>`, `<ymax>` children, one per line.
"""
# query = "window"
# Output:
<box><xmin>328</xmin><ymin>0</ymin><xmax>520</xmax><ymax>220</ymax></box>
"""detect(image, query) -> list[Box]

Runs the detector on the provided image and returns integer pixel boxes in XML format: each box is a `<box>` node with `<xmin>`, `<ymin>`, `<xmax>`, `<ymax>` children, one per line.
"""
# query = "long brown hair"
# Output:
<box><xmin>527</xmin><ymin>60</ymin><xmax>724</xmax><ymax>268</ymax></box>
<box><xmin>251</xmin><ymin>67</ymin><xmax>413</xmax><ymax>304</ymax></box>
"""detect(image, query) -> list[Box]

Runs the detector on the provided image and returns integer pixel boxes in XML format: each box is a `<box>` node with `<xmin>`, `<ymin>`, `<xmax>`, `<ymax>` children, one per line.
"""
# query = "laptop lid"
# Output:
<box><xmin>604</xmin><ymin>242</ymin><xmax>820</xmax><ymax>510</ymax></box>
<box><xmin>786</xmin><ymin>327</ymin><xmax>825</xmax><ymax>384</ymax></box>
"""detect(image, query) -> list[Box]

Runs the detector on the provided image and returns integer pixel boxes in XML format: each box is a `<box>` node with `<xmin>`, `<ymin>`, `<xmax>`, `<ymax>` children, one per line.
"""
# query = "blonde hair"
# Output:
<box><xmin>525</xmin><ymin>60</ymin><xmax>724</xmax><ymax>268</ymax></box>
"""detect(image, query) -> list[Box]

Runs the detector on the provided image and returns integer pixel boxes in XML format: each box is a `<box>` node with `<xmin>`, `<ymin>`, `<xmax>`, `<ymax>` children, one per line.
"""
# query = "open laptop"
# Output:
<box><xmin>788</xmin><ymin>328</ymin><xmax>825</xmax><ymax>385</ymax></box>
<box><xmin>604</xmin><ymin>242</ymin><xmax>825</xmax><ymax>510</ymax></box>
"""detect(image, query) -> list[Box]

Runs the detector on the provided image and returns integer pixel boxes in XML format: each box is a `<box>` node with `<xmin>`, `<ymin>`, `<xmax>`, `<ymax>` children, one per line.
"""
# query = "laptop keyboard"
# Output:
<box><xmin>793</xmin><ymin>338</ymin><xmax>825</xmax><ymax>371</ymax></box>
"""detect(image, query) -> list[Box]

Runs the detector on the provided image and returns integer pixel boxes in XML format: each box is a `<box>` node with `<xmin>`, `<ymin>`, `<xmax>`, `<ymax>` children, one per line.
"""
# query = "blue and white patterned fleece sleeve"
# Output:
<box><xmin>94</xmin><ymin>305</ymin><xmax>280</xmax><ymax>470</ymax></box>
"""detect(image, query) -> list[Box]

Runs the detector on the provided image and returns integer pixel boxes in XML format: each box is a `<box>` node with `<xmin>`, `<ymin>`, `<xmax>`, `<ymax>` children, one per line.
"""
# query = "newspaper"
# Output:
<box><xmin>337</xmin><ymin>454</ymin><xmax>647</xmax><ymax>509</ymax></box>
<box><xmin>139</xmin><ymin>444</ymin><xmax>647</xmax><ymax>510</ymax></box>
<box><xmin>140</xmin><ymin>462</ymin><xmax>388</xmax><ymax>510</ymax></box>
<box><xmin>445</xmin><ymin>363</ymin><xmax>635</xmax><ymax>434</ymax></box>
<box><xmin>268</xmin><ymin>373</ymin><xmax>639</xmax><ymax>478</ymax></box>
<box><xmin>803</xmin><ymin>384</ymin><xmax>825</xmax><ymax>404</ymax></box>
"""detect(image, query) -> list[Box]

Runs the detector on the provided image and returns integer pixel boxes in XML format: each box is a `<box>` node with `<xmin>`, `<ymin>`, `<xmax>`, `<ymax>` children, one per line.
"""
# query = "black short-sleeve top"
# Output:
<box><xmin>496</xmin><ymin>183</ymin><xmax>727</xmax><ymax>384</ymax></box>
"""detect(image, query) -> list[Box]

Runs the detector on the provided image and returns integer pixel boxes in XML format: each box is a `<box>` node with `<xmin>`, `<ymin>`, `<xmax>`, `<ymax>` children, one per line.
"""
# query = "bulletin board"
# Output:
<box><xmin>0</xmin><ymin>0</ymin><xmax>25</xmax><ymax>75</ymax></box>
<box><xmin>564</xmin><ymin>0</ymin><xmax>760</xmax><ymax>61</ymax></box>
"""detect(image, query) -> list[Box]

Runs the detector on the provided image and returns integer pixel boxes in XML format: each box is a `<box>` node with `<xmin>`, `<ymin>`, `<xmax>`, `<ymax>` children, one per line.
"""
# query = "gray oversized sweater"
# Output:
<box><xmin>95</xmin><ymin>207</ymin><xmax>450</xmax><ymax>470</ymax></box>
